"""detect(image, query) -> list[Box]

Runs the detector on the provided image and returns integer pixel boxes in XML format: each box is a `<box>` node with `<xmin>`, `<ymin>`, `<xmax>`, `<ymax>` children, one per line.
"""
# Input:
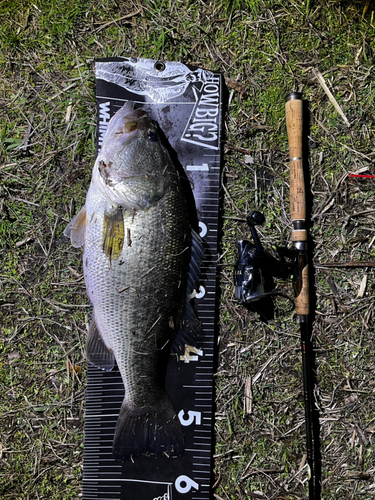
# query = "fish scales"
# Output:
<box><xmin>65</xmin><ymin>101</ymin><xmax>197</xmax><ymax>460</ymax></box>
<box><xmin>84</xmin><ymin>180</ymin><xmax>190</xmax><ymax>405</ymax></box>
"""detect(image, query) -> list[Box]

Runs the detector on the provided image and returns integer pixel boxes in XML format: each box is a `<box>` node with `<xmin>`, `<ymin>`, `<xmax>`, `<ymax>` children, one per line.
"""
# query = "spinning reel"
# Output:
<box><xmin>234</xmin><ymin>211</ymin><xmax>299</xmax><ymax>305</ymax></box>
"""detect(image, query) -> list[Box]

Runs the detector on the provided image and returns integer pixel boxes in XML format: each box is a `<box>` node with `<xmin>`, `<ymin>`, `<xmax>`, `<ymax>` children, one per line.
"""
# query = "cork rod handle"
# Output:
<box><xmin>286</xmin><ymin>92</ymin><xmax>309</xmax><ymax>316</ymax></box>
<box><xmin>285</xmin><ymin>93</ymin><xmax>307</xmax><ymax>243</ymax></box>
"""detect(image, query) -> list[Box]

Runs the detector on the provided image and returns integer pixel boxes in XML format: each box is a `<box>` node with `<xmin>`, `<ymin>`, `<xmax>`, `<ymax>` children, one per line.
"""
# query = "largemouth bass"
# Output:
<box><xmin>65</xmin><ymin>101</ymin><xmax>201</xmax><ymax>460</ymax></box>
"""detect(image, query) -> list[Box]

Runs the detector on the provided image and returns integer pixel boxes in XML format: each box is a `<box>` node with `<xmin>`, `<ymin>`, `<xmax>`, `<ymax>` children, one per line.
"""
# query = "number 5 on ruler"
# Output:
<box><xmin>178</xmin><ymin>410</ymin><xmax>201</xmax><ymax>426</ymax></box>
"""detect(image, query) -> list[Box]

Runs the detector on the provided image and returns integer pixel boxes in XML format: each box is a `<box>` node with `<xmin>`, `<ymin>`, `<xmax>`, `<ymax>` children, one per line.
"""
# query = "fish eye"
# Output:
<box><xmin>147</xmin><ymin>130</ymin><xmax>158</xmax><ymax>142</ymax></box>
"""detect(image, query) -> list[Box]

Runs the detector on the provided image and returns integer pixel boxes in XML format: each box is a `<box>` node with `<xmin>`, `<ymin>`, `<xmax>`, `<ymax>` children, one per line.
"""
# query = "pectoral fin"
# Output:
<box><xmin>86</xmin><ymin>313</ymin><xmax>115</xmax><ymax>372</ymax></box>
<box><xmin>103</xmin><ymin>206</ymin><xmax>124</xmax><ymax>263</ymax></box>
<box><xmin>64</xmin><ymin>206</ymin><xmax>87</xmax><ymax>248</ymax></box>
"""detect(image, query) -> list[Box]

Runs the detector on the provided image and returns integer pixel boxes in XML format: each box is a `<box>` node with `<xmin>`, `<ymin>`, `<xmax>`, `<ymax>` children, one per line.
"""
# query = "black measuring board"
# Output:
<box><xmin>82</xmin><ymin>57</ymin><xmax>222</xmax><ymax>500</ymax></box>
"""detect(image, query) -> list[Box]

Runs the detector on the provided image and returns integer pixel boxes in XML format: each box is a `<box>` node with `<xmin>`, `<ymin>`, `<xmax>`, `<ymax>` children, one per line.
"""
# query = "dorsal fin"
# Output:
<box><xmin>187</xmin><ymin>229</ymin><xmax>205</xmax><ymax>297</ymax></box>
<box><xmin>171</xmin><ymin>229</ymin><xmax>205</xmax><ymax>356</ymax></box>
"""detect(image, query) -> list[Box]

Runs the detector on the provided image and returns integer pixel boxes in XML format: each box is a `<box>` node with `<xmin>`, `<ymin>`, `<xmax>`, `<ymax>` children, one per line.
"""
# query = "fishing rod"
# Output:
<box><xmin>285</xmin><ymin>92</ymin><xmax>315</xmax><ymax>499</ymax></box>
<box><xmin>234</xmin><ymin>92</ymin><xmax>316</xmax><ymax>498</ymax></box>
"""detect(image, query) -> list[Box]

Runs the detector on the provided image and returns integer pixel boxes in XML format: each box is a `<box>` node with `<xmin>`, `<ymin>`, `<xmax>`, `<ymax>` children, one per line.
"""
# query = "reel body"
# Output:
<box><xmin>234</xmin><ymin>211</ymin><xmax>298</xmax><ymax>306</ymax></box>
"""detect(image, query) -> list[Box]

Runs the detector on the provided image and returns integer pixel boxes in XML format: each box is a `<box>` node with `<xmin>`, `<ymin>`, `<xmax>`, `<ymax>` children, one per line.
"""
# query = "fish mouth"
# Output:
<box><xmin>104</xmin><ymin>102</ymin><xmax>157</xmax><ymax>147</ymax></box>
<box><xmin>118</xmin><ymin>108</ymin><xmax>149</xmax><ymax>135</ymax></box>
<box><xmin>116</xmin><ymin>111</ymin><xmax>156</xmax><ymax>141</ymax></box>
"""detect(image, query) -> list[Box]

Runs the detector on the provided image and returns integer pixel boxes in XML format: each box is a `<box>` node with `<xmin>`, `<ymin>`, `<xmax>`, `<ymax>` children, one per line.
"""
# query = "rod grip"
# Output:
<box><xmin>285</xmin><ymin>93</ymin><xmax>307</xmax><ymax>242</ymax></box>
<box><xmin>295</xmin><ymin>263</ymin><xmax>310</xmax><ymax>316</ymax></box>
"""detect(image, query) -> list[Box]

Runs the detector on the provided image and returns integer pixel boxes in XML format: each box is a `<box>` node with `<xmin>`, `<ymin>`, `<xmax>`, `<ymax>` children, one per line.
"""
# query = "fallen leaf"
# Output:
<box><xmin>225</xmin><ymin>77</ymin><xmax>249</xmax><ymax>97</ymax></box>
<box><xmin>67</xmin><ymin>360</ymin><xmax>82</xmax><ymax>376</ymax></box>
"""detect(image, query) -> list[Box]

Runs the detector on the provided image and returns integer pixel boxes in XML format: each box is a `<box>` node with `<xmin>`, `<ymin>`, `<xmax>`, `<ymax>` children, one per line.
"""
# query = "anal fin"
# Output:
<box><xmin>86</xmin><ymin>313</ymin><xmax>115</xmax><ymax>372</ymax></box>
<box><xmin>170</xmin><ymin>301</ymin><xmax>203</xmax><ymax>357</ymax></box>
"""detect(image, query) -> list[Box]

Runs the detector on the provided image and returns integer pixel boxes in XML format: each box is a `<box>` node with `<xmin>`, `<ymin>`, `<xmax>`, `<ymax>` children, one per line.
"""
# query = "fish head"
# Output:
<box><xmin>95</xmin><ymin>101</ymin><xmax>174</xmax><ymax>210</ymax></box>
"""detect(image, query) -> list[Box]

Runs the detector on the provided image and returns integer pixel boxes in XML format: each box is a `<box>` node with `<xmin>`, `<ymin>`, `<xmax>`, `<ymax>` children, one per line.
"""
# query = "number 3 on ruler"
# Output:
<box><xmin>178</xmin><ymin>410</ymin><xmax>201</xmax><ymax>426</ymax></box>
<box><xmin>175</xmin><ymin>475</ymin><xmax>199</xmax><ymax>494</ymax></box>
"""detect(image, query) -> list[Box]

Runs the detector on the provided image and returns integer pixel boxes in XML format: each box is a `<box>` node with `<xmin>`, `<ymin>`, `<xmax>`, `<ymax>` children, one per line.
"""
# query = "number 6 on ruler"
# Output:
<box><xmin>178</xmin><ymin>410</ymin><xmax>201</xmax><ymax>426</ymax></box>
<box><xmin>175</xmin><ymin>475</ymin><xmax>199</xmax><ymax>494</ymax></box>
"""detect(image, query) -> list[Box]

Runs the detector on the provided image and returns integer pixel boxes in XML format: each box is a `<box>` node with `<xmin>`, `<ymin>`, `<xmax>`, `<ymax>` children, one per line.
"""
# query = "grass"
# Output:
<box><xmin>1</xmin><ymin>0</ymin><xmax>375</xmax><ymax>498</ymax></box>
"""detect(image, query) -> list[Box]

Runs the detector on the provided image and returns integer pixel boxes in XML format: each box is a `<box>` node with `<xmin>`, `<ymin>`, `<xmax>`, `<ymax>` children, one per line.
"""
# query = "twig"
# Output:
<box><xmin>15</xmin><ymin>237</ymin><xmax>33</xmax><ymax>248</ymax></box>
<box><xmin>213</xmin><ymin>466</ymin><xmax>221</xmax><ymax>488</ymax></box>
<box><xmin>12</xmin><ymin>196</ymin><xmax>39</xmax><ymax>207</ymax></box>
<box><xmin>315</xmin><ymin>261</ymin><xmax>375</xmax><ymax>268</ymax></box>
<box><xmin>244</xmin><ymin>376</ymin><xmax>252</xmax><ymax>414</ymax></box>
<box><xmin>311</xmin><ymin>172</ymin><xmax>348</xmax><ymax>220</ymax></box>
<box><xmin>20</xmin><ymin>113</ymin><xmax>34</xmax><ymax>150</ymax></box>
<box><xmin>341</xmin><ymin>208</ymin><xmax>375</xmax><ymax>221</ymax></box>
<box><xmin>47</xmin><ymin>216</ymin><xmax>59</xmax><ymax>257</ymax></box>
<box><xmin>313</xmin><ymin>69</ymin><xmax>350</xmax><ymax>127</ymax></box>
<box><xmin>93</xmin><ymin>11</ymin><xmax>140</xmax><ymax>32</ymax></box>
<box><xmin>47</xmin><ymin>82</ymin><xmax>77</xmax><ymax>102</ymax></box>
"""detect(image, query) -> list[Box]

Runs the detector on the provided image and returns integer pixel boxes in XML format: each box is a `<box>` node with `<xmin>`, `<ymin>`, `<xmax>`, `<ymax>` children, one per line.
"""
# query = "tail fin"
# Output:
<box><xmin>112</xmin><ymin>398</ymin><xmax>184</xmax><ymax>461</ymax></box>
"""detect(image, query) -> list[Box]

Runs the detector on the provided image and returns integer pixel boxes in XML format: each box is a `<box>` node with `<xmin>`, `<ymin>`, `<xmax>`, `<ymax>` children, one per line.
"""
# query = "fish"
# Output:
<box><xmin>64</xmin><ymin>101</ymin><xmax>202</xmax><ymax>460</ymax></box>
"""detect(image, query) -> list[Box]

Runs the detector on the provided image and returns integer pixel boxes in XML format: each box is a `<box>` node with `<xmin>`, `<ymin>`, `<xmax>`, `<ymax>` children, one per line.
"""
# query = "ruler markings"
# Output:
<box><xmin>84</xmin><ymin>466</ymin><xmax>125</xmax><ymax>469</ymax></box>
<box><xmin>185</xmin><ymin>449</ymin><xmax>211</xmax><ymax>453</ymax></box>
<box><xmin>183</xmin><ymin>385</ymin><xmax>211</xmax><ymax>389</ymax></box>
<box><xmin>84</xmin><ymin>460</ymin><xmax>122</xmax><ymax>464</ymax></box>
<box><xmin>84</xmin><ymin>424</ymin><xmax>116</xmax><ymax>428</ymax></box>
<box><xmin>85</xmin><ymin>478</ymin><xmax>174</xmax><ymax>484</ymax></box>
<box><xmin>85</xmin><ymin>414</ymin><xmax>120</xmax><ymax>418</ymax></box>
<box><xmin>84</xmin><ymin>65</ymin><xmax>221</xmax><ymax>500</ymax></box>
